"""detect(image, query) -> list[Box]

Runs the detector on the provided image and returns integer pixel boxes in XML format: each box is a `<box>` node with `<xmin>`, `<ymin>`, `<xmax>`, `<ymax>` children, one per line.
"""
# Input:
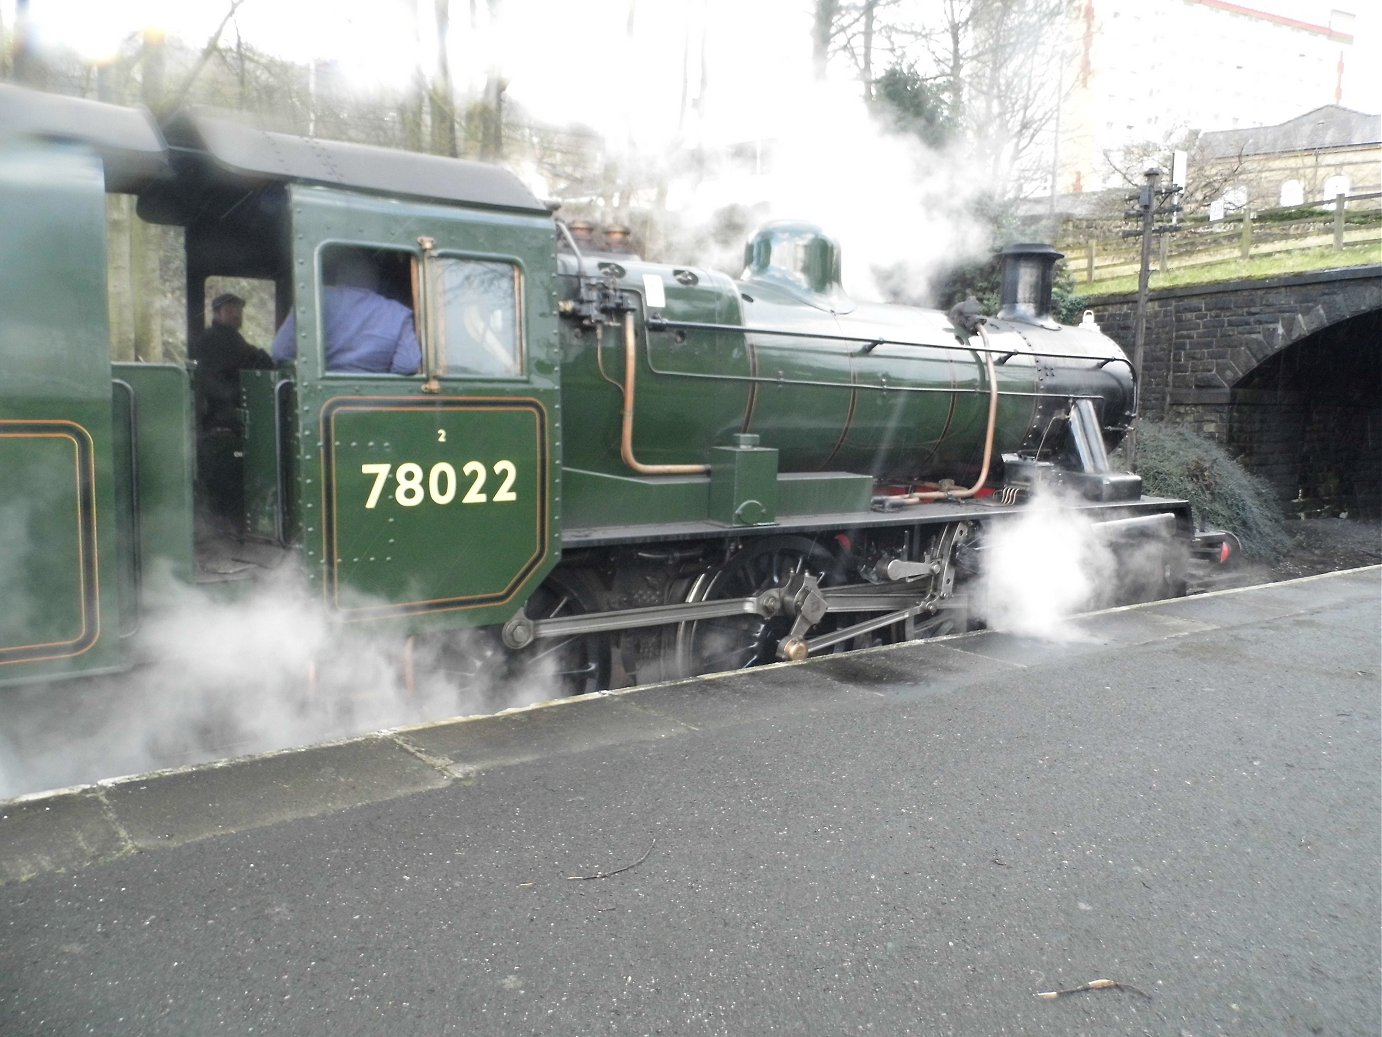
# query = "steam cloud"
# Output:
<box><xmin>484</xmin><ymin>1</ymin><xmax>999</xmax><ymax>306</ymax></box>
<box><xmin>0</xmin><ymin>566</ymin><xmax>563</xmax><ymax>801</ymax></box>
<box><xmin>973</xmin><ymin>492</ymin><xmax>1178</xmax><ymax>638</ymax></box>
<box><xmin>650</xmin><ymin>78</ymin><xmax>994</xmax><ymax>304</ymax></box>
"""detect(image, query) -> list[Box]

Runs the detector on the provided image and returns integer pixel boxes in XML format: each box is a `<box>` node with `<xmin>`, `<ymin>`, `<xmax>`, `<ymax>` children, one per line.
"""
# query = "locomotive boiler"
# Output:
<box><xmin>558</xmin><ymin>223</ymin><xmax>1137</xmax><ymax>496</ymax></box>
<box><xmin>0</xmin><ymin>85</ymin><xmax>1224</xmax><ymax>699</ymax></box>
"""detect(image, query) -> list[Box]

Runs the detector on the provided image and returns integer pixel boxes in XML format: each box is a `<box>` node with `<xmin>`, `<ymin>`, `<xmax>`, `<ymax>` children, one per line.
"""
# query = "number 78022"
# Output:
<box><xmin>359</xmin><ymin>461</ymin><xmax>518</xmax><ymax>508</ymax></box>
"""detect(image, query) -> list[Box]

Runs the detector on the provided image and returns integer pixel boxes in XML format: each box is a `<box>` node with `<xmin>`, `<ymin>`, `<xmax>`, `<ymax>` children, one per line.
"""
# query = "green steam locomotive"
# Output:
<box><xmin>0</xmin><ymin>85</ymin><xmax>1224</xmax><ymax>696</ymax></box>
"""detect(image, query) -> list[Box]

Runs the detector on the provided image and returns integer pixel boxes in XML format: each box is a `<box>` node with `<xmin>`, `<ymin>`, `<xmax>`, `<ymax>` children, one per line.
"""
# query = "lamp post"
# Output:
<box><xmin>1126</xmin><ymin>165</ymin><xmax>1160</xmax><ymax>469</ymax></box>
<box><xmin>1122</xmin><ymin>163</ymin><xmax>1181</xmax><ymax>469</ymax></box>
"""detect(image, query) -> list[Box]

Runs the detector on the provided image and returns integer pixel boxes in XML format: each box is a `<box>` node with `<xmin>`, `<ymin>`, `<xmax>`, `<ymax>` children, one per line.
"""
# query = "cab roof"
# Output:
<box><xmin>0</xmin><ymin>84</ymin><xmax>168</xmax><ymax>192</ymax></box>
<box><xmin>0</xmin><ymin>86</ymin><xmax>548</xmax><ymax>216</ymax></box>
<box><xmin>161</xmin><ymin>109</ymin><xmax>548</xmax><ymax>214</ymax></box>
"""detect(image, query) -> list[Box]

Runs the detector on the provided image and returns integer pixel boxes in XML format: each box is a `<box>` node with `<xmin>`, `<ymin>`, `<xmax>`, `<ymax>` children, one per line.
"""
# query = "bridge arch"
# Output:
<box><xmin>1090</xmin><ymin>266</ymin><xmax>1381</xmax><ymax>516</ymax></box>
<box><xmin>1228</xmin><ymin>309</ymin><xmax>1380</xmax><ymax>516</ymax></box>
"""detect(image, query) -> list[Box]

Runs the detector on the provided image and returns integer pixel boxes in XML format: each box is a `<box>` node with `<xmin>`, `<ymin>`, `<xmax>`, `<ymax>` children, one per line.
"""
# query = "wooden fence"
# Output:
<box><xmin>1058</xmin><ymin>191</ymin><xmax>1382</xmax><ymax>285</ymax></box>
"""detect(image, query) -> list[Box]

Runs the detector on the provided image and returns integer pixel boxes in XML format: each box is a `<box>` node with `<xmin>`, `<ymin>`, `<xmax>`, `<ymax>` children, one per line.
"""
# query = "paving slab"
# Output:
<box><xmin>0</xmin><ymin>791</ymin><xmax>129</xmax><ymax>885</ymax></box>
<box><xmin>102</xmin><ymin>736</ymin><xmax>449</xmax><ymax>851</ymax></box>
<box><xmin>396</xmin><ymin>690</ymin><xmax>695</xmax><ymax>773</ymax></box>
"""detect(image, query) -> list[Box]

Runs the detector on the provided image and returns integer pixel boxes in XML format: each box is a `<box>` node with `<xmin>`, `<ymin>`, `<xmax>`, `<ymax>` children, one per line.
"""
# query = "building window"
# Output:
<box><xmin>1320</xmin><ymin>174</ymin><xmax>1350</xmax><ymax>202</ymax></box>
<box><xmin>1222</xmin><ymin>185</ymin><xmax>1249</xmax><ymax>213</ymax></box>
<box><xmin>1279</xmin><ymin>180</ymin><xmax>1304</xmax><ymax>207</ymax></box>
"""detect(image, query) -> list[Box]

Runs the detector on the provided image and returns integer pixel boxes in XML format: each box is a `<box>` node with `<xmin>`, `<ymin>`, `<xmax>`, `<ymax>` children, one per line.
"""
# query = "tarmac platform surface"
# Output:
<box><xmin>1</xmin><ymin>568</ymin><xmax>1379</xmax><ymax>1035</ymax></box>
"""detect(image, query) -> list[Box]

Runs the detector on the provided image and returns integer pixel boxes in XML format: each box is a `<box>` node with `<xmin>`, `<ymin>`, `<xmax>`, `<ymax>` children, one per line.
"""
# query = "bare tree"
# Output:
<box><xmin>676</xmin><ymin>1</ymin><xmax>708</xmax><ymax>139</ymax></box>
<box><xmin>430</xmin><ymin>0</ymin><xmax>458</xmax><ymax>156</ymax></box>
<box><xmin>964</xmin><ymin>0</ymin><xmax>1068</xmax><ymax>194</ymax></box>
<box><xmin>830</xmin><ymin>0</ymin><xmax>884</xmax><ymax>100</ymax></box>
<box><xmin>813</xmin><ymin>0</ymin><xmax>839</xmax><ymax>80</ymax></box>
<box><xmin>7</xmin><ymin>0</ymin><xmax>43</xmax><ymax>86</ymax></box>
<box><xmin>1105</xmin><ymin>133</ymin><xmax>1247</xmax><ymax>214</ymax></box>
<box><xmin>460</xmin><ymin>0</ymin><xmax>506</xmax><ymax>160</ymax></box>
<box><xmin>158</xmin><ymin>0</ymin><xmax>250</xmax><ymax>115</ymax></box>
<box><xmin>918</xmin><ymin>0</ymin><xmax>972</xmax><ymax>136</ymax></box>
<box><xmin>0</xmin><ymin>2</ymin><xmax>11</xmax><ymax>80</ymax></box>
<box><xmin>823</xmin><ymin>0</ymin><xmax>1068</xmax><ymax>196</ymax></box>
<box><xmin>828</xmin><ymin>0</ymin><xmax>924</xmax><ymax>101</ymax></box>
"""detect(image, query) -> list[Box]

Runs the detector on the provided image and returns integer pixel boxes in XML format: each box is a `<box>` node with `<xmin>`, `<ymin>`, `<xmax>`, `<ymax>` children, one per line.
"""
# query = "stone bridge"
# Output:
<box><xmin>1088</xmin><ymin>266</ymin><xmax>1381</xmax><ymax>517</ymax></box>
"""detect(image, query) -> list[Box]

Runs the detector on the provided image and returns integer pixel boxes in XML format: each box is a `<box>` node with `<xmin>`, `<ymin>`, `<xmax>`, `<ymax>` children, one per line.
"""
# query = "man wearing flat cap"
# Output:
<box><xmin>190</xmin><ymin>292</ymin><xmax>273</xmax><ymax>525</ymax></box>
<box><xmin>190</xmin><ymin>292</ymin><xmax>273</xmax><ymax>435</ymax></box>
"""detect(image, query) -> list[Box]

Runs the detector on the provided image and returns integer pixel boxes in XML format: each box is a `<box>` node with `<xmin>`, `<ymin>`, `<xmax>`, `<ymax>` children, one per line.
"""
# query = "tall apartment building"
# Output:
<box><xmin>1055</xmin><ymin>1</ymin><xmax>1366</xmax><ymax>194</ymax></box>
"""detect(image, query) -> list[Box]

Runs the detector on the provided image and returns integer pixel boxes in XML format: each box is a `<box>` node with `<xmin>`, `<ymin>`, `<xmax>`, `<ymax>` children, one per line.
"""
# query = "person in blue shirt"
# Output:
<box><xmin>271</xmin><ymin>251</ymin><xmax>422</xmax><ymax>375</ymax></box>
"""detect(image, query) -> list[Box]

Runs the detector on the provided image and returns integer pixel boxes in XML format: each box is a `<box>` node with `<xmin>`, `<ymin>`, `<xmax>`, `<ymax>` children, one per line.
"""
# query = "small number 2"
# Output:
<box><xmin>437</xmin><ymin>429</ymin><xmax>447</xmax><ymax>443</ymax></box>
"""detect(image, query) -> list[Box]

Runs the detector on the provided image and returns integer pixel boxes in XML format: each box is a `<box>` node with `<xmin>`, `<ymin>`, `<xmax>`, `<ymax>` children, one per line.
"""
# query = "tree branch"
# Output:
<box><xmin>159</xmin><ymin>0</ymin><xmax>250</xmax><ymax>116</ymax></box>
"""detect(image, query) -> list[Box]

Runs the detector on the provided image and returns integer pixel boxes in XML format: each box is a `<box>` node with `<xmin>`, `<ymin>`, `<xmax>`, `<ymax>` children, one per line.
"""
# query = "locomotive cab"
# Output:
<box><xmin>150</xmin><ymin>110</ymin><xmax>565</xmax><ymax>632</ymax></box>
<box><xmin>0</xmin><ymin>87</ymin><xmax>566</xmax><ymax>689</ymax></box>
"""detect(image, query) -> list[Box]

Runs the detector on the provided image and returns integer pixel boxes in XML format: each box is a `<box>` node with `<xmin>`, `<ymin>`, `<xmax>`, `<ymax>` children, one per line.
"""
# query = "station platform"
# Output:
<box><xmin>1</xmin><ymin>567</ymin><xmax>1378</xmax><ymax>1035</ymax></box>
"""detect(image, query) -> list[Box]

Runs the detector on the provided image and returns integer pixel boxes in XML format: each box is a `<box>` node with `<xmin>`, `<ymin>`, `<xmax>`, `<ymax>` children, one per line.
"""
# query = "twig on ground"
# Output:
<box><xmin>1036</xmin><ymin>978</ymin><xmax>1152</xmax><ymax>1001</ymax></box>
<box><xmin>566</xmin><ymin>839</ymin><xmax>657</xmax><ymax>881</ymax></box>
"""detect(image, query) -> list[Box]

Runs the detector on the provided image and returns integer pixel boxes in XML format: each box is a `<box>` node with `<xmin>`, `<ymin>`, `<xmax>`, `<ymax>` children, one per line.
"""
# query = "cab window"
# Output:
<box><xmin>436</xmin><ymin>258</ymin><xmax>522</xmax><ymax>377</ymax></box>
<box><xmin>271</xmin><ymin>245</ymin><xmax>422</xmax><ymax>376</ymax></box>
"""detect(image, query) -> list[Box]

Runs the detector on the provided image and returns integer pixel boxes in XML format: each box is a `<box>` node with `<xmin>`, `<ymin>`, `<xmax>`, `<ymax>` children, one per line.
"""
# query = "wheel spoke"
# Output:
<box><xmin>676</xmin><ymin>536</ymin><xmax>837</xmax><ymax>677</ymax></box>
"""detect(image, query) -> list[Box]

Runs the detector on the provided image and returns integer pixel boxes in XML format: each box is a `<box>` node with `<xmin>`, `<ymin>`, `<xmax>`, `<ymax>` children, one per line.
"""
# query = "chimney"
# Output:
<box><xmin>997</xmin><ymin>243</ymin><xmax>1063</xmax><ymax>326</ymax></box>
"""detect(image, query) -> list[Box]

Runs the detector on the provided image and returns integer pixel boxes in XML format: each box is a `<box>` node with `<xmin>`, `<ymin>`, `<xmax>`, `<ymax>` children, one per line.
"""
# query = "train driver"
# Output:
<box><xmin>271</xmin><ymin>250</ymin><xmax>422</xmax><ymax>375</ymax></box>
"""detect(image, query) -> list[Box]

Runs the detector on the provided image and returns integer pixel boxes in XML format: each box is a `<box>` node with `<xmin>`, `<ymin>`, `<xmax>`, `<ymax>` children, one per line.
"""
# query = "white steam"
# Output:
<box><xmin>0</xmin><ymin>566</ymin><xmax>563</xmax><ymax>801</ymax></box>
<box><xmin>974</xmin><ymin>494</ymin><xmax>1175</xmax><ymax>639</ymax></box>
<box><xmin>654</xmin><ymin>79</ymin><xmax>993</xmax><ymax>304</ymax></box>
<box><xmin>480</xmin><ymin>0</ymin><xmax>1000</xmax><ymax>306</ymax></box>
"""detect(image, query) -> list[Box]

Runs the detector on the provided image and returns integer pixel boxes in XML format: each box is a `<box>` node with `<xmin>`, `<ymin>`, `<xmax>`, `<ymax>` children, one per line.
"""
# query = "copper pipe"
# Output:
<box><xmin>887</xmin><ymin>321</ymin><xmax>1000</xmax><ymax>505</ymax></box>
<box><xmin>619</xmin><ymin>311</ymin><xmax>709</xmax><ymax>475</ymax></box>
<box><xmin>593</xmin><ymin>322</ymin><xmax>622</xmax><ymax>391</ymax></box>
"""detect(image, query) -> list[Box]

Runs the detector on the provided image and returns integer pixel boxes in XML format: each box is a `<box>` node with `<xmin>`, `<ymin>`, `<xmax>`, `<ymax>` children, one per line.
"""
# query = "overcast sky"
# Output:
<box><xmin>5</xmin><ymin>0</ymin><xmax>1377</xmax><ymax>289</ymax></box>
<box><xmin>8</xmin><ymin>0</ymin><xmax>1377</xmax><ymax>146</ymax></box>
<box><xmin>7</xmin><ymin>0</ymin><xmax>818</xmax><ymax>149</ymax></box>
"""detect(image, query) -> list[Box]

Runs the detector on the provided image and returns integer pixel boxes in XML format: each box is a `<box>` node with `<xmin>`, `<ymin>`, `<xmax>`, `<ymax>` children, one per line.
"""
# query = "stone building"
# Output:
<box><xmin>1053</xmin><ymin>1</ymin><xmax>1368</xmax><ymax>197</ymax></box>
<box><xmin>1192</xmin><ymin>104</ymin><xmax>1381</xmax><ymax>213</ymax></box>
